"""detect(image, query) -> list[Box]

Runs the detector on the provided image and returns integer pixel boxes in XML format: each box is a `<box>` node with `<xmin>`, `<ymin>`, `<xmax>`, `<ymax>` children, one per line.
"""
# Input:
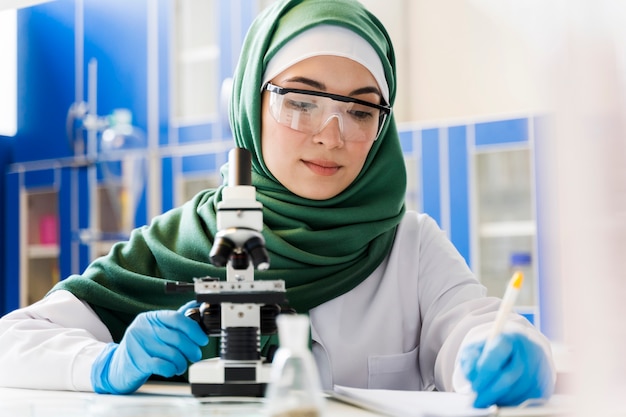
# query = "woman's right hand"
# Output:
<box><xmin>90</xmin><ymin>303</ymin><xmax>209</xmax><ymax>394</ymax></box>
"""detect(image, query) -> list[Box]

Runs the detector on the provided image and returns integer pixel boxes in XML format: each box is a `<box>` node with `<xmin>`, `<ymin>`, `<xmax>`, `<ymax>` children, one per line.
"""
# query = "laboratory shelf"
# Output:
<box><xmin>478</xmin><ymin>221</ymin><xmax>536</xmax><ymax>238</ymax></box>
<box><xmin>27</xmin><ymin>244</ymin><xmax>60</xmax><ymax>259</ymax></box>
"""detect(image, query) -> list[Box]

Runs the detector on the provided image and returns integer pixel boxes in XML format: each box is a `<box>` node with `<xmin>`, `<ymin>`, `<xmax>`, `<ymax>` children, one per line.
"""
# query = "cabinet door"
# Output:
<box><xmin>22</xmin><ymin>187</ymin><xmax>60</xmax><ymax>306</ymax></box>
<box><xmin>471</xmin><ymin>118</ymin><xmax>538</xmax><ymax>324</ymax></box>
<box><xmin>474</xmin><ymin>148</ymin><xmax>536</xmax><ymax>307</ymax></box>
<box><xmin>165</xmin><ymin>0</ymin><xmax>261</xmax><ymax>210</ymax></box>
<box><xmin>14</xmin><ymin>1</ymin><xmax>74</xmax><ymax>164</ymax></box>
<box><xmin>4</xmin><ymin>168</ymin><xmax>62</xmax><ymax>309</ymax></box>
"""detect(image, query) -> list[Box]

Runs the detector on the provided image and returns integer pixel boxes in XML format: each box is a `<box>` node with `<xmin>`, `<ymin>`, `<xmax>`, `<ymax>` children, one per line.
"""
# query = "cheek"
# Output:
<box><xmin>351</xmin><ymin>142</ymin><xmax>375</xmax><ymax>171</ymax></box>
<box><xmin>261</xmin><ymin>112</ymin><xmax>299</xmax><ymax>177</ymax></box>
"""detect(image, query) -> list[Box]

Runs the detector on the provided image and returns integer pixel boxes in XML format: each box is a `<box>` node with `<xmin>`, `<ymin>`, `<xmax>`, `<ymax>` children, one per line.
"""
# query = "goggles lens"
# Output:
<box><xmin>264</xmin><ymin>83</ymin><xmax>391</xmax><ymax>142</ymax></box>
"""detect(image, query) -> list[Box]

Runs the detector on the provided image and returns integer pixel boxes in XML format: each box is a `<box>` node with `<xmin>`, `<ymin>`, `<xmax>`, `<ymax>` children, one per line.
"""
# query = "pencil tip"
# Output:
<box><xmin>512</xmin><ymin>271</ymin><xmax>524</xmax><ymax>289</ymax></box>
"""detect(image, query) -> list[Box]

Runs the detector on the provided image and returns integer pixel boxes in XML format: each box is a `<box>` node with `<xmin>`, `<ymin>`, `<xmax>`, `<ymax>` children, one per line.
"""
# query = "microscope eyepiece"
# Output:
<box><xmin>244</xmin><ymin>236</ymin><xmax>270</xmax><ymax>270</ymax></box>
<box><xmin>210</xmin><ymin>230</ymin><xmax>269</xmax><ymax>270</ymax></box>
<box><xmin>209</xmin><ymin>235</ymin><xmax>236</xmax><ymax>267</ymax></box>
<box><xmin>228</xmin><ymin>148</ymin><xmax>252</xmax><ymax>186</ymax></box>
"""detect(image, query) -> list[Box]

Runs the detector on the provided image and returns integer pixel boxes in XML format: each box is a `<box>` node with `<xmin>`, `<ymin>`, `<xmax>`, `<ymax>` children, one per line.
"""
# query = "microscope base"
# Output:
<box><xmin>191</xmin><ymin>382</ymin><xmax>266</xmax><ymax>397</ymax></box>
<box><xmin>188</xmin><ymin>357</ymin><xmax>272</xmax><ymax>397</ymax></box>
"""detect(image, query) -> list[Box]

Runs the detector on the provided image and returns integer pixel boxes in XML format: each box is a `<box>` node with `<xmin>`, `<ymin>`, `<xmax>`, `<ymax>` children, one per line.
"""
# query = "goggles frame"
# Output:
<box><xmin>263</xmin><ymin>82</ymin><xmax>392</xmax><ymax>141</ymax></box>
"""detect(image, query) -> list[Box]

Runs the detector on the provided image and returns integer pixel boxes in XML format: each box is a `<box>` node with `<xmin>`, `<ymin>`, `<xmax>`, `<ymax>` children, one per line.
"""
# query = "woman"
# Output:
<box><xmin>0</xmin><ymin>0</ymin><xmax>555</xmax><ymax>408</ymax></box>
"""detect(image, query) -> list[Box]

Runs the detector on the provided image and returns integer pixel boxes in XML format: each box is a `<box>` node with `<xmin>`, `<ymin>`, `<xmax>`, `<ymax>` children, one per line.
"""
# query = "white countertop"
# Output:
<box><xmin>0</xmin><ymin>381</ymin><xmax>382</xmax><ymax>417</ymax></box>
<box><xmin>0</xmin><ymin>381</ymin><xmax>573</xmax><ymax>417</ymax></box>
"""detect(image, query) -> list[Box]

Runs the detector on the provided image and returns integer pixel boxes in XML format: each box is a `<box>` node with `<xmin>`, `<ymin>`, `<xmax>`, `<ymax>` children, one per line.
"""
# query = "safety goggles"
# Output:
<box><xmin>263</xmin><ymin>83</ymin><xmax>391</xmax><ymax>142</ymax></box>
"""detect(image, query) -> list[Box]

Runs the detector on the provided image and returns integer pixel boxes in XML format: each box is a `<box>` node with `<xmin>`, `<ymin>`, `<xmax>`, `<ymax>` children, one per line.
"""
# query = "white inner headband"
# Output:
<box><xmin>262</xmin><ymin>25</ymin><xmax>389</xmax><ymax>103</ymax></box>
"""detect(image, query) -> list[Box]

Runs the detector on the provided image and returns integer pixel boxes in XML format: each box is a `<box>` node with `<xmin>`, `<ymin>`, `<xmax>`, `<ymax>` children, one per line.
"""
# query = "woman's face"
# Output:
<box><xmin>261</xmin><ymin>55</ymin><xmax>384</xmax><ymax>200</ymax></box>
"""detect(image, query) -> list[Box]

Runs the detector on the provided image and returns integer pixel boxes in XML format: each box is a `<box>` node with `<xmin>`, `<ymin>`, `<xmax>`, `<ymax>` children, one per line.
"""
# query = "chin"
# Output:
<box><xmin>299</xmin><ymin>187</ymin><xmax>342</xmax><ymax>201</ymax></box>
<box><xmin>284</xmin><ymin>183</ymin><xmax>330</xmax><ymax>200</ymax></box>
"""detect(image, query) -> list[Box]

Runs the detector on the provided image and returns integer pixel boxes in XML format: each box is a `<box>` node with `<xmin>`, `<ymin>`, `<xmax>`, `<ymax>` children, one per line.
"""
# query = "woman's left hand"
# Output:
<box><xmin>459</xmin><ymin>332</ymin><xmax>554</xmax><ymax>408</ymax></box>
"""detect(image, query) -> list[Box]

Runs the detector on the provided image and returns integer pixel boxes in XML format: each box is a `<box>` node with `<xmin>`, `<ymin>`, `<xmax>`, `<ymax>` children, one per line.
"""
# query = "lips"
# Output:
<box><xmin>302</xmin><ymin>159</ymin><xmax>341</xmax><ymax>176</ymax></box>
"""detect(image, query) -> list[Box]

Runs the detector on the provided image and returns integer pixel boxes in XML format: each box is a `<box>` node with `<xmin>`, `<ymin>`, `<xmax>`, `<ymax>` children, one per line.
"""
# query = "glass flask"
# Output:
<box><xmin>264</xmin><ymin>314</ymin><xmax>325</xmax><ymax>417</ymax></box>
<box><xmin>100</xmin><ymin>108</ymin><xmax>147</xmax><ymax>234</ymax></box>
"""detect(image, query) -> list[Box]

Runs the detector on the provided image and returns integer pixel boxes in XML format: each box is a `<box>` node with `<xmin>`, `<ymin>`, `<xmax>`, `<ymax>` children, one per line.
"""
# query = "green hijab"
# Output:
<box><xmin>54</xmin><ymin>0</ymin><xmax>406</xmax><ymax>346</ymax></box>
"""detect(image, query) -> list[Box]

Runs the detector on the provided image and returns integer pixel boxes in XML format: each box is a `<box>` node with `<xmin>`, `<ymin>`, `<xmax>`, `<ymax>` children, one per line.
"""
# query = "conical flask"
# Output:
<box><xmin>100</xmin><ymin>108</ymin><xmax>146</xmax><ymax>235</ymax></box>
<box><xmin>264</xmin><ymin>314</ymin><xmax>325</xmax><ymax>417</ymax></box>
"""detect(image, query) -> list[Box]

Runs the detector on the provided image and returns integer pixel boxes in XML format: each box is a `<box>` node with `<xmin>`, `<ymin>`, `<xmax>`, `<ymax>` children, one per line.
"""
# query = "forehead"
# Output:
<box><xmin>270</xmin><ymin>55</ymin><xmax>379</xmax><ymax>95</ymax></box>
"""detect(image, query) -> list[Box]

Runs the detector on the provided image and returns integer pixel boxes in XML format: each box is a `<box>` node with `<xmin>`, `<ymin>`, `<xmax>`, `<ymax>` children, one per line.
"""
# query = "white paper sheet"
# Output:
<box><xmin>332</xmin><ymin>385</ymin><xmax>497</xmax><ymax>417</ymax></box>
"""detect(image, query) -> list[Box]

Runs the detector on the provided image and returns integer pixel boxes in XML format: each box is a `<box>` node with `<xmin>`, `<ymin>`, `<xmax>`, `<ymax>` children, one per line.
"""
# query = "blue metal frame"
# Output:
<box><xmin>448</xmin><ymin>125</ymin><xmax>470</xmax><ymax>265</ymax></box>
<box><xmin>421</xmin><ymin>128</ymin><xmax>441</xmax><ymax>226</ymax></box>
<box><xmin>0</xmin><ymin>140</ymin><xmax>10</xmax><ymax>315</ymax></box>
<box><xmin>3</xmin><ymin>172</ymin><xmax>20</xmax><ymax>315</ymax></box>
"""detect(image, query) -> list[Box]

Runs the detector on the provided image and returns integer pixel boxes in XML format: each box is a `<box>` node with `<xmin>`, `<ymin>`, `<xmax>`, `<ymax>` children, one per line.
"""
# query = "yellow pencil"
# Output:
<box><xmin>486</xmin><ymin>271</ymin><xmax>524</xmax><ymax>344</ymax></box>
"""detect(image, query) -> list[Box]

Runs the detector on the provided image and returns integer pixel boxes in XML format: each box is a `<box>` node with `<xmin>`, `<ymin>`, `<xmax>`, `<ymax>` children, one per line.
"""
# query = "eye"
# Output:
<box><xmin>284</xmin><ymin>98</ymin><xmax>317</xmax><ymax>113</ymax></box>
<box><xmin>347</xmin><ymin>107</ymin><xmax>375</xmax><ymax>122</ymax></box>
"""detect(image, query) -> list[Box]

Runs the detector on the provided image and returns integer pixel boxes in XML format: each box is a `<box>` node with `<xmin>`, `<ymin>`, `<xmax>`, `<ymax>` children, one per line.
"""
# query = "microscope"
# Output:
<box><xmin>165</xmin><ymin>148</ymin><xmax>289</xmax><ymax>397</ymax></box>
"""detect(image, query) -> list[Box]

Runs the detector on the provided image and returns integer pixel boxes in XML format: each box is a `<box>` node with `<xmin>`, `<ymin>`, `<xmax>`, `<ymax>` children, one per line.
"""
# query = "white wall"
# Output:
<box><xmin>360</xmin><ymin>0</ymin><xmax>546</xmax><ymax>123</ymax></box>
<box><xmin>0</xmin><ymin>9</ymin><xmax>17</xmax><ymax>137</ymax></box>
<box><xmin>0</xmin><ymin>0</ymin><xmax>53</xmax><ymax>10</ymax></box>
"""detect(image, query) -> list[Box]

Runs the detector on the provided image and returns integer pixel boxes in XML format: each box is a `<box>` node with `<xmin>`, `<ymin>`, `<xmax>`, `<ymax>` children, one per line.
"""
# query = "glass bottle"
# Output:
<box><xmin>264</xmin><ymin>314</ymin><xmax>325</xmax><ymax>417</ymax></box>
<box><xmin>509</xmin><ymin>251</ymin><xmax>534</xmax><ymax>306</ymax></box>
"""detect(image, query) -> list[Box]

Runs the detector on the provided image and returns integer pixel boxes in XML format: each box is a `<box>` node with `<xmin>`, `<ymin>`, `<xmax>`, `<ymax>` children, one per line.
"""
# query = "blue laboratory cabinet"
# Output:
<box><xmin>2</xmin><ymin>0</ymin><xmax>259</xmax><ymax>316</ymax></box>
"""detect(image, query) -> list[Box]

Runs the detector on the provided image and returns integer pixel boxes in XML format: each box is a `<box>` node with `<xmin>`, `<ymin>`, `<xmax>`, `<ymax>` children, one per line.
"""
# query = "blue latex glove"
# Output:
<box><xmin>91</xmin><ymin>301</ymin><xmax>209</xmax><ymax>394</ymax></box>
<box><xmin>460</xmin><ymin>333</ymin><xmax>554</xmax><ymax>408</ymax></box>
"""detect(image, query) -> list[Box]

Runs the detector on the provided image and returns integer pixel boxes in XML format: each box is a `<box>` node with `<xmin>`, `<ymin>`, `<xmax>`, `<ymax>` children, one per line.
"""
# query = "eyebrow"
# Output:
<box><xmin>284</xmin><ymin>76</ymin><xmax>382</xmax><ymax>98</ymax></box>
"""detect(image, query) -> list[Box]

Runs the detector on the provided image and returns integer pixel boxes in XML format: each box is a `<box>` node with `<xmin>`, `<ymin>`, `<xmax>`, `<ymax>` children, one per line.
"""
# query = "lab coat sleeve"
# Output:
<box><xmin>414</xmin><ymin>215</ymin><xmax>554</xmax><ymax>392</ymax></box>
<box><xmin>0</xmin><ymin>290</ymin><xmax>113</xmax><ymax>391</ymax></box>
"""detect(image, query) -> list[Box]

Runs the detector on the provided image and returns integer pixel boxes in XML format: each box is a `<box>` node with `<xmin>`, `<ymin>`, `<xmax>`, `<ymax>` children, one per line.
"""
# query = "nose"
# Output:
<box><xmin>314</xmin><ymin>114</ymin><xmax>344</xmax><ymax>148</ymax></box>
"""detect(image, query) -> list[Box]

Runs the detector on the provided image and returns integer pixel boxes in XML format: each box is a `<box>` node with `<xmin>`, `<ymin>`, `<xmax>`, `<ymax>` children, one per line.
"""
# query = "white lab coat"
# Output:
<box><xmin>0</xmin><ymin>211</ymin><xmax>554</xmax><ymax>392</ymax></box>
